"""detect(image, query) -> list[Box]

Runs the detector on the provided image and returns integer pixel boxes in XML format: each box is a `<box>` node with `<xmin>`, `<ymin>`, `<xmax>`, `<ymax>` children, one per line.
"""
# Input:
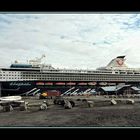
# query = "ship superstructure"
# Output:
<box><xmin>0</xmin><ymin>55</ymin><xmax>140</xmax><ymax>96</ymax></box>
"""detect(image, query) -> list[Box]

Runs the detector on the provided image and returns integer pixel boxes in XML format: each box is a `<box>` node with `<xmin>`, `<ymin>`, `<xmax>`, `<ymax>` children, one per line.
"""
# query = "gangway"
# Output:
<box><xmin>83</xmin><ymin>88</ymin><xmax>91</xmax><ymax>93</ymax></box>
<box><xmin>32</xmin><ymin>89</ymin><xmax>41</xmax><ymax>96</ymax></box>
<box><xmin>61</xmin><ymin>87</ymin><xmax>75</xmax><ymax>96</ymax></box>
<box><xmin>82</xmin><ymin>88</ymin><xmax>92</xmax><ymax>95</ymax></box>
<box><xmin>20</xmin><ymin>88</ymin><xmax>37</xmax><ymax>96</ymax></box>
<box><xmin>70</xmin><ymin>89</ymin><xmax>79</xmax><ymax>96</ymax></box>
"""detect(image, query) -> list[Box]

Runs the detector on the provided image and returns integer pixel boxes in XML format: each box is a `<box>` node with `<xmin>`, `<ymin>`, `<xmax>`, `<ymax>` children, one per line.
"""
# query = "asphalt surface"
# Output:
<box><xmin>0</xmin><ymin>96</ymin><xmax>140</xmax><ymax>127</ymax></box>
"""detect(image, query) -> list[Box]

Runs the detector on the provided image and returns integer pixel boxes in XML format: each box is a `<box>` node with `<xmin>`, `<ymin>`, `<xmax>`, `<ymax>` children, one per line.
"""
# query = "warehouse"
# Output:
<box><xmin>98</xmin><ymin>85</ymin><xmax>140</xmax><ymax>95</ymax></box>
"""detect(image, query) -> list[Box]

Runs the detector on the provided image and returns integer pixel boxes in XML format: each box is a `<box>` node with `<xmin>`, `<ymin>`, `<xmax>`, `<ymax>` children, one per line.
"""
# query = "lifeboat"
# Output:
<box><xmin>45</xmin><ymin>82</ymin><xmax>53</xmax><ymax>85</ymax></box>
<box><xmin>36</xmin><ymin>82</ymin><xmax>44</xmax><ymax>85</ymax></box>
<box><xmin>66</xmin><ymin>82</ymin><xmax>76</xmax><ymax>85</ymax></box>
<box><xmin>88</xmin><ymin>82</ymin><xmax>97</xmax><ymax>85</ymax></box>
<box><xmin>99</xmin><ymin>82</ymin><xmax>107</xmax><ymax>85</ymax></box>
<box><xmin>78</xmin><ymin>82</ymin><xmax>87</xmax><ymax>85</ymax></box>
<box><xmin>55</xmin><ymin>82</ymin><xmax>65</xmax><ymax>85</ymax></box>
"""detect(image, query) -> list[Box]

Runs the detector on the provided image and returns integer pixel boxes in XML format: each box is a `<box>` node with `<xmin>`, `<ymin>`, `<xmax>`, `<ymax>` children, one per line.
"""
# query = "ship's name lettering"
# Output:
<box><xmin>10</xmin><ymin>82</ymin><xmax>31</xmax><ymax>86</ymax></box>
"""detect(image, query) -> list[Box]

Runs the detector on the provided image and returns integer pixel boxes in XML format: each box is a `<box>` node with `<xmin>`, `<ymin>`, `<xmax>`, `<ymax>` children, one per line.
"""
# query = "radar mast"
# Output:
<box><xmin>29</xmin><ymin>54</ymin><xmax>46</xmax><ymax>67</ymax></box>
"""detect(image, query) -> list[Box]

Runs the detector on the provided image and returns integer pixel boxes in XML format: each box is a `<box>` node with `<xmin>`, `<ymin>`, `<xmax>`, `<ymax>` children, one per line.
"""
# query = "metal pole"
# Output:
<box><xmin>116</xmin><ymin>86</ymin><xmax>117</xmax><ymax>97</ymax></box>
<box><xmin>0</xmin><ymin>82</ymin><xmax>1</xmax><ymax>97</ymax></box>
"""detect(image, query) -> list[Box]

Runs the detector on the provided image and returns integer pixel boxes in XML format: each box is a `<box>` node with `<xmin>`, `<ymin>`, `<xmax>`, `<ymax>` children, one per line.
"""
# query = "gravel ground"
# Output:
<box><xmin>0</xmin><ymin>96</ymin><xmax>140</xmax><ymax>127</ymax></box>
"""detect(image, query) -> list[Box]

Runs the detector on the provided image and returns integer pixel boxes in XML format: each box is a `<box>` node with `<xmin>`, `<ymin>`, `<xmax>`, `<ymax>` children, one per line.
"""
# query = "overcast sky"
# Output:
<box><xmin>0</xmin><ymin>13</ymin><xmax>140</xmax><ymax>69</ymax></box>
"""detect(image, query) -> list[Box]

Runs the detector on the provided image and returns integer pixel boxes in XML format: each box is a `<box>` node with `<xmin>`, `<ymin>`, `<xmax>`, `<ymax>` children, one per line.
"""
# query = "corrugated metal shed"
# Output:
<box><xmin>100</xmin><ymin>86</ymin><xmax>117</xmax><ymax>92</ymax></box>
<box><xmin>100</xmin><ymin>85</ymin><xmax>131</xmax><ymax>92</ymax></box>
<box><xmin>116</xmin><ymin>85</ymin><xmax>131</xmax><ymax>91</ymax></box>
<box><xmin>131</xmin><ymin>86</ymin><xmax>140</xmax><ymax>91</ymax></box>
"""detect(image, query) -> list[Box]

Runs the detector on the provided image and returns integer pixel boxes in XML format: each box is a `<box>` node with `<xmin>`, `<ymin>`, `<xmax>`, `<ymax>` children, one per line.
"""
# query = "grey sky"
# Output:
<box><xmin>0</xmin><ymin>13</ymin><xmax>140</xmax><ymax>69</ymax></box>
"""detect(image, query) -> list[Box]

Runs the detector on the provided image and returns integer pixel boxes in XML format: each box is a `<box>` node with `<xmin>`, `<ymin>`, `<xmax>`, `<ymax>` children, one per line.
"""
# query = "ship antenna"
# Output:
<box><xmin>28</xmin><ymin>54</ymin><xmax>46</xmax><ymax>66</ymax></box>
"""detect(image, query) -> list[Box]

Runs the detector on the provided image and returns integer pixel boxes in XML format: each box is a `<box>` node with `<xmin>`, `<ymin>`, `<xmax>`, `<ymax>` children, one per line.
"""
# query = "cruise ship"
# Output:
<box><xmin>0</xmin><ymin>55</ymin><xmax>140</xmax><ymax>96</ymax></box>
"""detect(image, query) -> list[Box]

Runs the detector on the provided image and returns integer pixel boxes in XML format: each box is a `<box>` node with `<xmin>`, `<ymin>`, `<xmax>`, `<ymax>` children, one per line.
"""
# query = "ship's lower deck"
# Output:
<box><xmin>1</xmin><ymin>80</ymin><xmax>140</xmax><ymax>96</ymax></box>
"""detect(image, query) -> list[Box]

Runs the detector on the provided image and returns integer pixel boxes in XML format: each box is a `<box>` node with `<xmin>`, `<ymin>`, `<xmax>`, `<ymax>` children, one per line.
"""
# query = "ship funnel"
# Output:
<box><xmin>105</xmin><ymin>56</ymin><xmax>127</xmax><ymax>69</ymax></box>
